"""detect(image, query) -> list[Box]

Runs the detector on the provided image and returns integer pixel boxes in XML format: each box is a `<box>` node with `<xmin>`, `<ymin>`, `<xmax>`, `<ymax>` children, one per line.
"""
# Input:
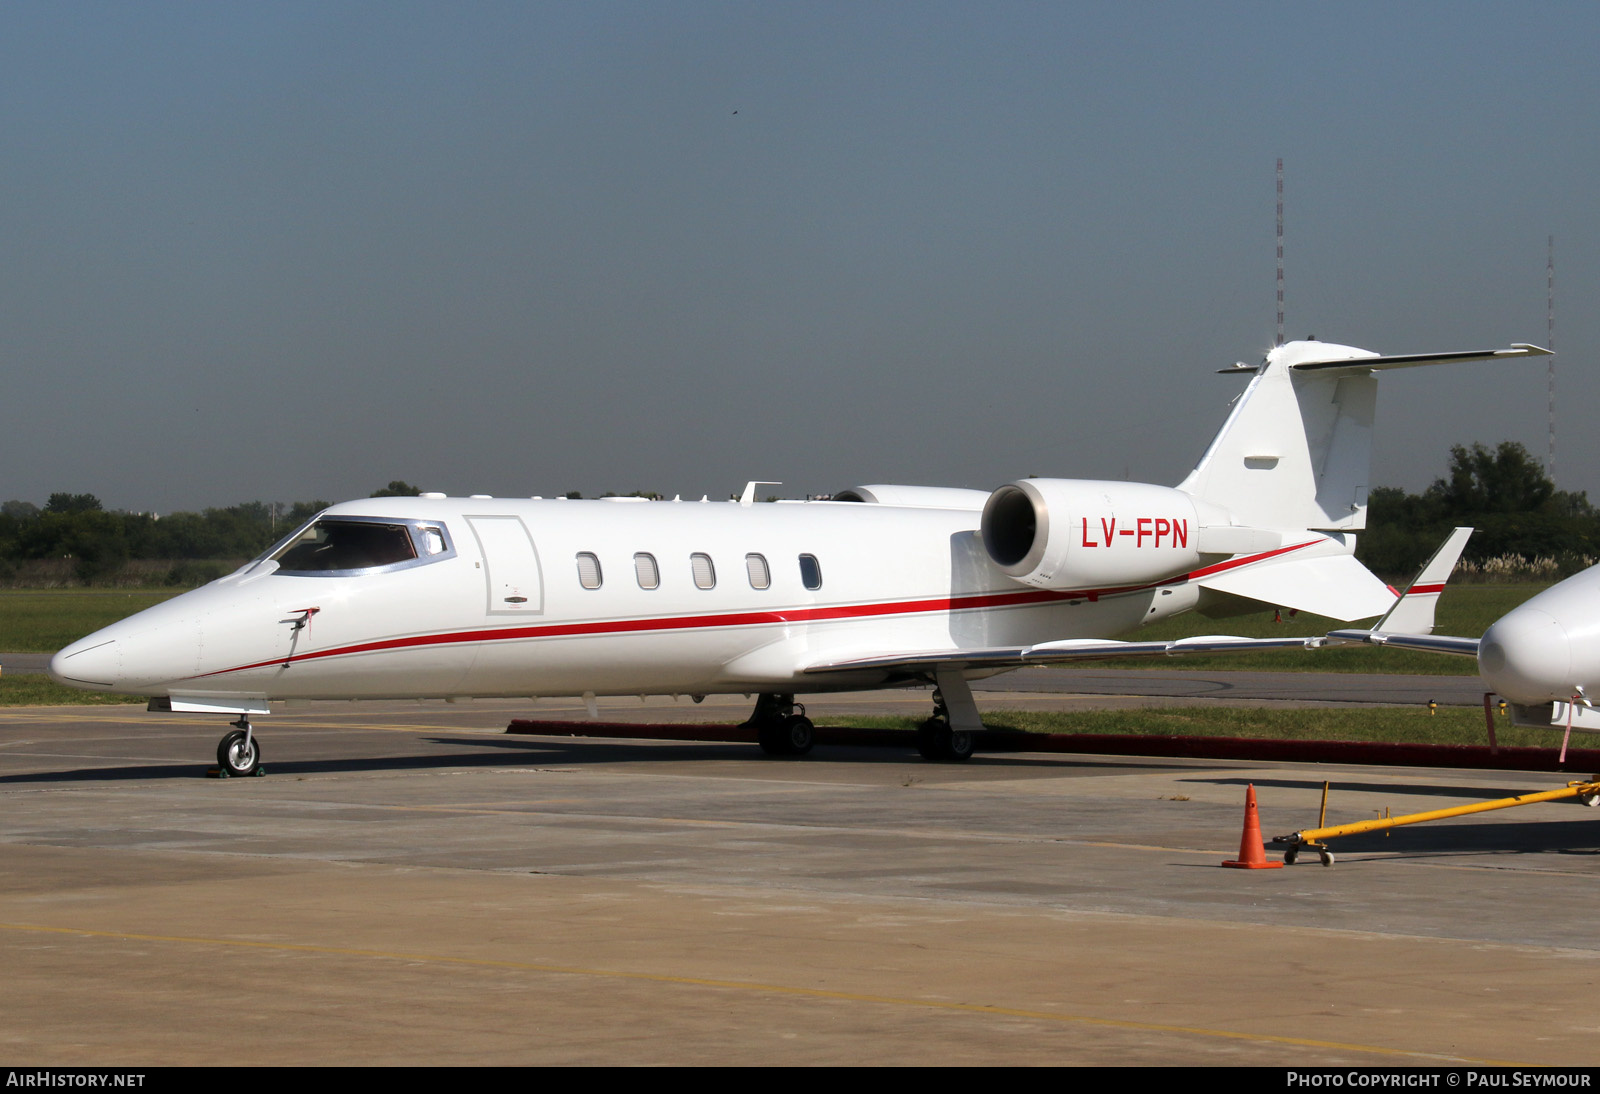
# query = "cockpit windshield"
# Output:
<box><xmin>264</xmin><ymin>517</ymin><xmax>455</xmax><ymax>576</ymax></box>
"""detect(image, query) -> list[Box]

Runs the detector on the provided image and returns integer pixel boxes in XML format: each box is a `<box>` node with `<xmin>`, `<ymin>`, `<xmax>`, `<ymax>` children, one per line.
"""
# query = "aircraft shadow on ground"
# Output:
<box><xmin>0</xmin><ymin>735</ymin><xmax>1200</xmax><ymax>783</ymax></box>
<box><xmin>1187</xmin><ymin>776</ymin><xmax>1600</xmax><ymax>856</ymax></box>
<box><xmin>1295</xmin><ymin>817</ymin><xmax>1600</xmax><ymax>857</ymax></box>
<box><xmin>1198</xmin><ymin>774</ymin><xmax>1592</xmax><ymax>803</ymax></box>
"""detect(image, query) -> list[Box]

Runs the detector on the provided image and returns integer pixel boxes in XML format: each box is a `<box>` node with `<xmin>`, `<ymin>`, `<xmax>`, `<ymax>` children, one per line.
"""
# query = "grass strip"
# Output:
<box><xmin>0</xmin><ymin>589</ymin><xmax>181</xmax><ymax>652</ymax></box>
<box><xmin>827</xmin><ymin>707</ymin><xmax>1565</xmax><ymax>749</ymax></box>
<box><xmin>0</xmin><ymin>674</ymin><xmax>145</xmax><ymax>706</ymax></box>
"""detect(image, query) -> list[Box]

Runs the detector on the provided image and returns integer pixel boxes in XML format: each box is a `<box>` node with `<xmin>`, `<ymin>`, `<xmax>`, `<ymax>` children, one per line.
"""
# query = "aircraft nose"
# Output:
<box><xmin>50</xmin><ymin>636</ymin><xmax>121</xmax><ymax>688</ymax></box>
<box><xmin>1479</xmin><ymin>607</ymin><xmax>1571</xmax><ymax>704</ymax></box>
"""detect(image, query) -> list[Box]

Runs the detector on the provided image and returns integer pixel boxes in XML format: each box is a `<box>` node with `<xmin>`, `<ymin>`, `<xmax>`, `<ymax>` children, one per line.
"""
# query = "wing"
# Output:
<box><xmin>803</xmin><ymin>634</ymin><xmax>1327</xmax><ymax>676</ymax></box>
<box><xmin>1324</xmin><ymin>630</ymin><xmax>1481</xmax><ymax>659</ymax></box>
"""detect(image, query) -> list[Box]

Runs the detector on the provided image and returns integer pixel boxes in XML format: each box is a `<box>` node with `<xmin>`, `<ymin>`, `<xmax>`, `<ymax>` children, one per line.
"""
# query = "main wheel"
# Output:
<box><xmin>944</xmin><ymin>727</ymin><xmax>974</xmax><ymax>762</ymax></box>
<box><xmin>916</xmin><ymin>718</ymin><xmax>974</xmax><ymax>763</ymax></box>
<box><xmin>782</xmin><ymin>714</ymin><xmax>815</xmax><ymax>757</ymax></box>
<box><xmin>756</xmin><ymin>721</ymin><xmax>787</xmax><ymax>755</ymax></box>
<box><xmin>217</xmin><ymin>729</ymin><xmax>261</xmax><ymax>777</ymax></box>
<box><xmin>915</xmin><ymin>719</ymin><xmax>946</xmax><ymax>760</ymax></box>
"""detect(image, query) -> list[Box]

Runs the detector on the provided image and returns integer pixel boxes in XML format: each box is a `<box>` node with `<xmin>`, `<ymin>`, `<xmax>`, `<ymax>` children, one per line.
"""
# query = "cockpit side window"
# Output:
<box><xmin>420</xmin><ymin>526</ymin><xmax>448</xmax><ymax>556</ymax></box>
<box><xmin>269</xmin><ymin>518</ymin><xmax>455</xmax><ymax>576</ymax></box>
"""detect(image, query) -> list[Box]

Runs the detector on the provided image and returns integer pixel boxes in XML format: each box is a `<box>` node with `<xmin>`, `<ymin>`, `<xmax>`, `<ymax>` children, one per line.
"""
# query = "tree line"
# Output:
<box><xmin>1355</xmin><ymin>442</ymin><xmax>1599</xmax><ymax>579</ymax></box>
<box><xmin>2</xmin><ymin>449</ymin><xmax>1592</xmax><ymax>587</ymax></box>
<box><xmin>0</xmin><ymin>482</ymin><xmax>421</xmax><ymax>586</ymax></box>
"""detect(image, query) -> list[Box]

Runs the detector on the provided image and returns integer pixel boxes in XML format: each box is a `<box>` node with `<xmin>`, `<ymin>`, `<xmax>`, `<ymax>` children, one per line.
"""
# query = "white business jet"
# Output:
<box><xmin>50</xmin><ymin>340</ymin><xmax>1545</xmax><ymax>774</ymax></box>
<box><xmin>1333</xmin><ymin>553</ymin><xmax>1600</xmax><ymax>753</ymax></box>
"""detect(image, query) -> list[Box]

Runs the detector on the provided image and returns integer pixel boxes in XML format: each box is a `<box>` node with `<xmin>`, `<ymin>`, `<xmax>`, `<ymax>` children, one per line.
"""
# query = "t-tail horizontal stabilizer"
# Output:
<box><xmin>1178</xmin><ymin>341</ymin><xmax>1547</xmax><ymax>535</ymax></box>
<box><xmin>1287</xmin><ymin>345</ymin><xmax>1551</xmax><ymax>374</ymax></box>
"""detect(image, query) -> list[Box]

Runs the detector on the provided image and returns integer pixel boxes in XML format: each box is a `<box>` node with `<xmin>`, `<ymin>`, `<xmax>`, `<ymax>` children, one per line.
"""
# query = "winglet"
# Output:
<box><xmin>1326</xmin><ymin>527</ymin><xmax>1479</xmax><ymax>657</ymax></box>
<box><xmin>1371</xmin><ymin>526</ymin><xmax>1473</xmax><ymax>635</ymax></box>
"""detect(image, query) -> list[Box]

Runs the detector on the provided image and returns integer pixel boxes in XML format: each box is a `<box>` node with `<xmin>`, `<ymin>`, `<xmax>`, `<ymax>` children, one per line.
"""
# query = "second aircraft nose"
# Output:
<box><xmin>1479</xmin><ymin>607</ymin><xmax>1571</xmax><ymax>704</ymax></box>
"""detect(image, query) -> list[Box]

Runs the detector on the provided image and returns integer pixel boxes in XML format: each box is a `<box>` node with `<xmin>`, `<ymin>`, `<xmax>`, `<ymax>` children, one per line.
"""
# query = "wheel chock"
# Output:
<box><xmin>1222</xmin><ymin>784</ymin><xmax>1283</xmax><ymax>869</ymax></box>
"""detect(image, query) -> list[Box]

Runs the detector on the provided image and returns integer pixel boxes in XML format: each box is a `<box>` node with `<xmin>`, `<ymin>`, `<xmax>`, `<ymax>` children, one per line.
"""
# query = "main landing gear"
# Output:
<box><xmin>916</xmin><ymin>689</ymin><xmax>975</xmax><ymax>763</ymax></box>
<box><xmin>912</xmin><ymin>666</ymin><xmax>984</xmax><ymax>763</ymax></box>
<box><xmin>216</xmin><ymin>716</ymin><xmax>264</xmax><ymax>777</ymax></box>
<box><xmin>743</xmin><ymin>693</ymin><xmax>815</xmax><ymax>757</ymax></box>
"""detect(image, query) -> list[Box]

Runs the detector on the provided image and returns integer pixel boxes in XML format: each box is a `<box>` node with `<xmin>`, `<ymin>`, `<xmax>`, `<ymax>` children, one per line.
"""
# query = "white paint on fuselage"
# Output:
<box><xmin>1479</xmin><ymin>565</ymin><xmax>1600</xmax><ymax>705</ymax></box>
<box><xmin>52</xmin><ymin>495</ymin><xmax>1208</xmax><ymax>703</ymax></box>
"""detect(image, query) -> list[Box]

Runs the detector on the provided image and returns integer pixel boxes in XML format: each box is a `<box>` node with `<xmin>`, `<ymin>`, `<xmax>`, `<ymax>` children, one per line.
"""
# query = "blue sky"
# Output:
<box><xmin>1</xmin><ymin>2</ymin><xmax>1593</xmax><ymax>512</ymax></box>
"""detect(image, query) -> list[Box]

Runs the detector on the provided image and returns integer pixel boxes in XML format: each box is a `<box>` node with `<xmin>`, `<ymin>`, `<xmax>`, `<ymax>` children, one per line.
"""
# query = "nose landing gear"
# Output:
<box><xmin>215</xmin><ymin>716</ymin><xmax>264</xmax><ymax>778</ymax></box>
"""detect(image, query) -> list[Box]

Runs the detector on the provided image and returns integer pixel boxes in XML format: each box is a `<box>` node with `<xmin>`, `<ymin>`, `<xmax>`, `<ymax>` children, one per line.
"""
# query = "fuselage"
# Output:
<box><xmin>50</xmin><ymin>495</ymin><xmax>1212</xmax><ymax>704</ymax></box>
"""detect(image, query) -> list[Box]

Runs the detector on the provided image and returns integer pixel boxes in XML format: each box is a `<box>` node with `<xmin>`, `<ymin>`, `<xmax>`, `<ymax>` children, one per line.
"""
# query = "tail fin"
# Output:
<box><xmin>1177</xmin><ymin>342</ymin><xmax>1549</xmax><ymax>533</ymax></box>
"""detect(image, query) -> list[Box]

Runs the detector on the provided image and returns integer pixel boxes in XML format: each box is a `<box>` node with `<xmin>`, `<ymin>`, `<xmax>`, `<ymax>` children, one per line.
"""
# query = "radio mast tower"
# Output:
<box><xmin>1548</xmin><ymin>235</ymin><xmax>1556</xmax><ymax>484</ymax></box>
<box><xmin>1276</xmin><ymin>158</ymin><xmax>1285</xmax><ymax>347</ymax></box>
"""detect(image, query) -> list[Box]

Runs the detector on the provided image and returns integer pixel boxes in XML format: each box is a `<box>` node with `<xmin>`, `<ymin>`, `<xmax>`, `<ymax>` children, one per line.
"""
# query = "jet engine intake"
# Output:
<box><xmin>981</xmin><ymin>479</ymin><xmax>1204</xmax><ymax>589</ymax></box>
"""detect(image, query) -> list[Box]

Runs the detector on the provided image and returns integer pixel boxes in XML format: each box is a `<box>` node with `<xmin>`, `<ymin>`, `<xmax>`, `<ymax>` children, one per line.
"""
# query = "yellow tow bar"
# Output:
<box><xmin>1273</xmin><ymin>779</ymin><xmax>1600</xmax><ymax>867</ymax></box>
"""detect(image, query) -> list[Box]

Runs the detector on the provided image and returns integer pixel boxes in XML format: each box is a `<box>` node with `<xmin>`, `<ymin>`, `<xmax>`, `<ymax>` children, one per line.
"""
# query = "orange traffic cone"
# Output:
<box><xmin>1223</xmin><ymin>784</ymin><xmax>1284</xmax><ymax>869</ymax></box>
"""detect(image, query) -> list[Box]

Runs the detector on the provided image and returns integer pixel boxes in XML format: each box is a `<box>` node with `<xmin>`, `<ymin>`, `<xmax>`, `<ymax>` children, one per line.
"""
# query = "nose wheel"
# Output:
<box><xmin>216</xmin><ymin>717</ymin><xmax>264</xmax><ymax>778</ymax></box>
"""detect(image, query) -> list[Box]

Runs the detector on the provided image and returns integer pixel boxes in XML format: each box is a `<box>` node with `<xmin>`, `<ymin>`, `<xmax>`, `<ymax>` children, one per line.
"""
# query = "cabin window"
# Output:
<box><xmin>745</xmin><ymin>553</ymin><xmax>770</xmax><ymax>590</ymax></box>
<box><xmin>799</xmin><ymin>553</ymin><xmax>822</xmax><ymax>590</ymax></box>
<box><xmin>634</xmin><ymin>552</ymin><xmax>660</xmax><ymax>589</ymax></box>
<box><xmin>691</xmin><ymin>553</ymin><xmax>715</xmax><ymax>590</ymax></box>
<box><xmin>576</xmin><ymin>552</ymin><xmax>603</xmax><ymax>590</ymax></box>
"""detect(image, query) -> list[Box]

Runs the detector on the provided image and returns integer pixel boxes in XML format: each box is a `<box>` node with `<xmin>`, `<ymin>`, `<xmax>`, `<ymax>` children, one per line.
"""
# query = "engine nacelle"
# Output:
<box><xmin>981</xmin><ymin>479</ymin><xmax>1204</xmax><ymax>589</ymax></box>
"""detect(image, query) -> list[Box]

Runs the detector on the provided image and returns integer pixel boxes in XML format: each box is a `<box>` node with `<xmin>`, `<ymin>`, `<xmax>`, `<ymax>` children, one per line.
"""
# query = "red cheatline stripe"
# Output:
<box><xmin>197</xmin><ymin>539</ymin><xmax>1321</xmax><ymax>679</ymax></box>
<box><xmin>1405</xmin><ymin>583</ymin><xmax>1446</xmax><ymax>596</ymax></box>
<box><xmin>1183</xmin><ymin>539</ymin><xmax>1315</xmax><ymax>580</ymax></box>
